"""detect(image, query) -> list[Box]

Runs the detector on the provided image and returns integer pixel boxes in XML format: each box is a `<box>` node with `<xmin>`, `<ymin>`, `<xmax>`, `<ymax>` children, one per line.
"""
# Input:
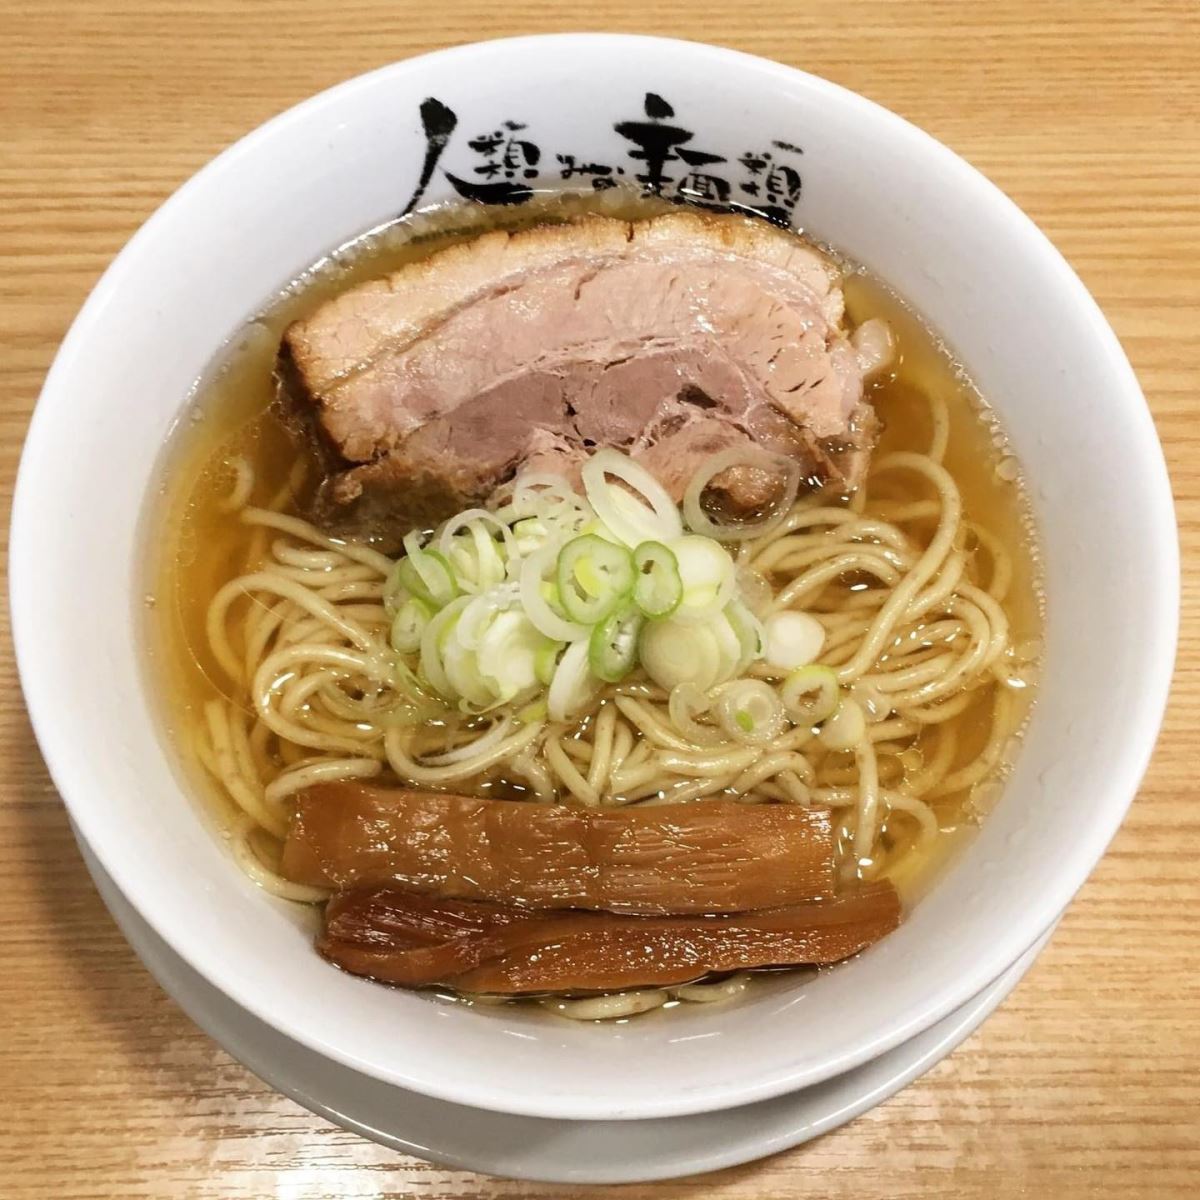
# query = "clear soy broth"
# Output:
<box><xmin>146</xmin><ymin>191</ymin><xmax>1044</xmax><ymax>904</ymax></box>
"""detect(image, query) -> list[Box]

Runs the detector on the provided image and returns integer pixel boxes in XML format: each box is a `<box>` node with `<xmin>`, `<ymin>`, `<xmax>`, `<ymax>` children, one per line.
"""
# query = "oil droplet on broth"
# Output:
<box><xmin>1015</xmin><ymin>635</ymin><xmax>1045</xmax><ymax>662</ymax></box>
<box><xmin>995</xmin><ymin>456</ymin><xmax>1021</xmax><ymax>483</ymax></box>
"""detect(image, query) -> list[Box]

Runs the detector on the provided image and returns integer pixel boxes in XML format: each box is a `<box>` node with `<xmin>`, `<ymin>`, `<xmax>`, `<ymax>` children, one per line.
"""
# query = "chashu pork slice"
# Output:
<box><xmin>277</xmin><ymin>210</ymin><xmax>877</xmax><ymax>548</ymax></box>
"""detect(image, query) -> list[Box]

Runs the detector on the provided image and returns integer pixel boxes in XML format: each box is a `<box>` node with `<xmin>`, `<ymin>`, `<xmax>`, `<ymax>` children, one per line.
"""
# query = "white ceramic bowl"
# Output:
<box><xmin>11</xmin><ymin>35</ymin><xmax>1177</xmax><ymax>1122</ymax></box>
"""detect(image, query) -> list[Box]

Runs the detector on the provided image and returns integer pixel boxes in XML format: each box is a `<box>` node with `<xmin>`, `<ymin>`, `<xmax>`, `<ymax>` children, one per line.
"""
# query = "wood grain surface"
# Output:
<box><xmin>2</xmin><ymin>2</ymin><xmax>1197</xmax><ymax>1196</ymax></box>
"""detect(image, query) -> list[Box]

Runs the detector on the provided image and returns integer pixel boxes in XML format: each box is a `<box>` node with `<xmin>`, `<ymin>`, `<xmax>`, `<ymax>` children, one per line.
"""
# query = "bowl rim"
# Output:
<box><xmin>10</xmin><ymin>33</ymin><xmax>1180</xmax><ymax>1120</ymax></box>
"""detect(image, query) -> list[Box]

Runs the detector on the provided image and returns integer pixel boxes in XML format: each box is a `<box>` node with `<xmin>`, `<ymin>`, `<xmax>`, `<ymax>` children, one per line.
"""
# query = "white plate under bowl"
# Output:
<box><xmin>78</xmin><ymin>829</ymin><xmax>1052</xmax><ymax>1184</ymax></box>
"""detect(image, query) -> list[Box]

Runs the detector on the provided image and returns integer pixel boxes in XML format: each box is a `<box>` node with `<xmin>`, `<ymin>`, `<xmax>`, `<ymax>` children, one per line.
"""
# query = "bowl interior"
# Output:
<box><xmin>10</xmin><ymin>35</ymin><xmax>1177</xmax><ymax>1120</ymax></box>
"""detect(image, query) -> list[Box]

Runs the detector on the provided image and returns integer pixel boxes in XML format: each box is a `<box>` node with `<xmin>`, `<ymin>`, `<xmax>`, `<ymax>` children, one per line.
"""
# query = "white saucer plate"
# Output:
<box><xmin>79</xmin><ymin>831</ymin><xmax>1052</xmax><ymax>1184</ymax></box>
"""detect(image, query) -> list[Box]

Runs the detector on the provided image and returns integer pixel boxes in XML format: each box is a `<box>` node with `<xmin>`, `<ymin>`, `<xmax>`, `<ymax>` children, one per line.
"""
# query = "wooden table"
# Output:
<box><xmin>2</xmin><ymin>3</ymin><xmax>1197</xmax><ymax>1195</ymax></box>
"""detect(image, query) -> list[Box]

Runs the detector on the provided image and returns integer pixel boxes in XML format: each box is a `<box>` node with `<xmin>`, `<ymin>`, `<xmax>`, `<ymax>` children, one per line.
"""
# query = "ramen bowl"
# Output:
<box><xmin>10</xmin><ymin>35</ymin><xmax>1177</xmax><ymax>1121</ymax></box>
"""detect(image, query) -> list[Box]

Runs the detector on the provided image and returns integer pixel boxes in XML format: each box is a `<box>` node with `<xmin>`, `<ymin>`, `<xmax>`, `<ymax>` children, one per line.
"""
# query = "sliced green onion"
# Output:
<box><xmin>394</xmin><ymin>557</ymin><xmax>430</xmax><ymax>605</ymax></box>
<box><xmin>713</xmin><ymin>679</ymin><xmax>785</xmax><ymax>744</ymax></box>
<box><xmin>708</xmin><ymin>610</ymin><xmax>744</xmax><ymax>686</ymax></box>
<box><xmin>763</xmin><ymin>610</ymin><xmax>826</xmax><ymax>670</ymax></box>
<box><xmin>517</xmin><ymin>698</ymin><xmax>549</xmax><ymax>725</ymax></box>
<box><xmin>437</xmin><ymin>510</ymin><xmax>512</xmax><ymax>594</ymax></box>
<box><xmin>681</xmin><ymin>447</ymin><xmax>802</xmax><ymax>543</ymax></box>
<box><xmin>851</xmin><ymin>317</ymin><xmax>897</xmax><ymax>378</ymax></box>
<box><xmin>588</xmin><ymin>604</ymin><xmax>644</xmax><ymax>683</ymax></box>
<box><xmin>556</xmin><ymin>534</ymin><xmax>635</xmax><ymax>624</ymax></box>
<box><xmin>397</xmin><ymin>540</ymin><xmax>458</xmax><ymax>609</ymax></box>
<box><xmin>455</xmin><ymin>586</ymin><xmax>518</xmax><ymax>651</ymax></box>
<box><xmin>416</xmin><ymin>548</ymin><xmax>459</xmax><ymax>606</ymax></box>
<box><xmin>383</xmin><ymin>561</ymin><xmax>408</xmax><ymax>616</ymax></box>
<box><xmin>511</xmin><ymin>517</ymin><xmax>550</xmax><ymax>556</ymax></box>
<box><xmin>579</xmin><ymin>517</ymin><xmax>623</xmax><ymax>545</ymax></box>
<box><xmin>780</xmin><ymin>665</ymin><xmax>840</xmax><ymax>725</ymax></box>
<box><xmin>725</xmin><ymin>599</ymin><xmax>765</xmax><ymax>673</ymax></box>
<box><xmin>547</xmin><ymin>639</ymin><xmax>599</xmax><ymax>722</ymax></box>
<box><xmin>476</xmin><ymin>610</ymin><xmax>549</xmax><ymax>702</ymax></box>
<box><xmin>632</xmin><ymin>541</ymin><xmax>683</xmax><ymax>618</ymax></box>
<box><xmin>667</xmin><ymin>535</ymin><xmax>736</xmax><ymax>623</ymax></box>
<box><xmin>639</xmin><ymin>617</ymin><xmax>721</xmax><ymax>692</ymax></box>
<box><xmin>389</xmin><ymin>595</ymin><xmax>433</xmax><ymax>654</ymax></box>
<box><xmin>535</xmin><ymin>640</ymin><xmax>563</xmax><ymax>686</ymax></box>
<box><xmin>520</xmin><ymin>543</ymin><xmax>589</xmax><ymax>643</ymax></box>
<box><xmin>419</xmin><ymin>596</ymin><xmax>471</xmax><ymax>700</ymax></box>
<box><xmin>441</xmin><ymin>634</ymin><xmax>493</xmax><ymax>710</ymax></box>
<box><xmin>734</xmin><ymin>566</ymin><xmax>773</xmax><ymax>617</ymax></box>
<box><xmin>444</xmin><ymin>527</ymin><xmax>504</xmax><ymax>594</ymax></box>
<box><xmin>667</xmin><ymin>683</ymin><xmax>726</xmax><ymax>746</ymax></box>
<box><xmin>511</xmin><ymin>473</ymin><xmax>580</xmax><ymax>518</ymax></box>
<box><xmin>508</xmin><ymin>473</ymin><xmax>593</xmax><ymax>541</ymax></box>
<box><xmin>819</xmin><ymin>697</ymin><xmax>867</xmax><ymax>750</ymax></box>
<box><xmin>581</xmin><ymin>449</ymin><xmax>683</xmax><ymax>548</ymax></box>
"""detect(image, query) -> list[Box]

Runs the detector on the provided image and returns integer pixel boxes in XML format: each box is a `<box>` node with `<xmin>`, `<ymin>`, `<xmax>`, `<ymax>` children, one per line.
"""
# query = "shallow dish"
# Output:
<box><xmin>10</xmin><ymin>34</ymin><xmax>1177</xmax><ymax>1121</ymax></box>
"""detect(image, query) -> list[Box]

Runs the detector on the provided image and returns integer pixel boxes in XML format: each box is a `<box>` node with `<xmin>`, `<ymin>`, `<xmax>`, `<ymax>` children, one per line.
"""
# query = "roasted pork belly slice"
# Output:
<box><xmin>277</xmin><ymin>211</ymin><xmax>877</xmax><ymax>548</ymax></box>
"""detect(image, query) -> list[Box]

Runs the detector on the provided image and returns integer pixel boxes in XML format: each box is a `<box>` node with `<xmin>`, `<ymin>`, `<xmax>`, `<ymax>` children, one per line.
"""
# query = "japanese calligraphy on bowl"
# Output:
<box><xmin>402</xmin><ymin>91</ymin><xmax>803</xmax><ymax>226</ymax></box>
